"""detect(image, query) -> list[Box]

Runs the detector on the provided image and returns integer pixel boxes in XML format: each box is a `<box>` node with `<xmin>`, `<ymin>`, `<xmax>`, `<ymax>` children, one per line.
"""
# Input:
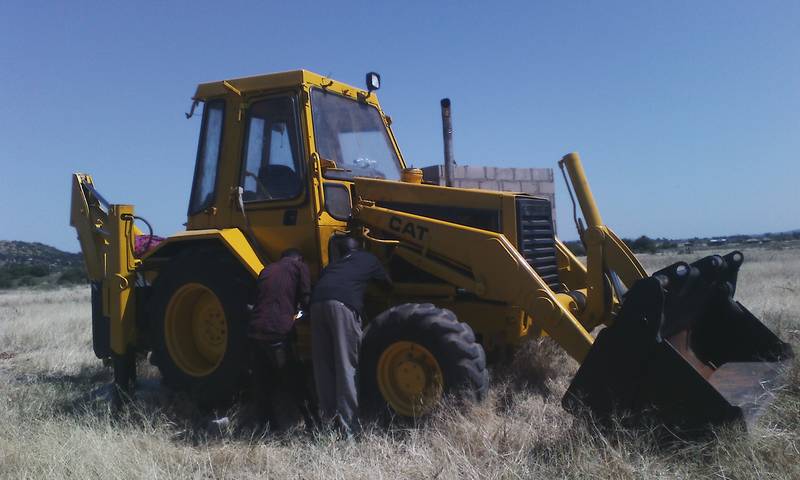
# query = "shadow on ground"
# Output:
<box><xmin>25</xmin><ymin>362</ymin><xmax>318</xmax><ymax>444</ymax></box>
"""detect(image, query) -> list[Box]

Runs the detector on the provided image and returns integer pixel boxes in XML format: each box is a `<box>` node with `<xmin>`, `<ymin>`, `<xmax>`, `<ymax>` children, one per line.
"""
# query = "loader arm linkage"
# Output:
<box><xmin>352</xmin><ymin>152</ymin><xmax>651</xmax><ymax>364</ymax></box>
<box><xmin>354</xmin><ymin>202</ymin><xmax>597</xmax><ymax>362</ymax></box>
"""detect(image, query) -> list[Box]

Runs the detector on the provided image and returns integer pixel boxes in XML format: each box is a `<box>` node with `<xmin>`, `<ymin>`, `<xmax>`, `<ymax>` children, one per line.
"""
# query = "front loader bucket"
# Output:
<box><xmin>563</xmin><ymin>251</ymin><xmax>793</xmax><ymax>434</ymax></box>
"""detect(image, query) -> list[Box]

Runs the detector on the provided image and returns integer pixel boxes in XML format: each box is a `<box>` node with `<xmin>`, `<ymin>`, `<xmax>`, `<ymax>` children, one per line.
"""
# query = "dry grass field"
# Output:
<box><xmin>1</xmin><ymin>247</ymin><xmax>798</xmax><ymax>479</ymax></box>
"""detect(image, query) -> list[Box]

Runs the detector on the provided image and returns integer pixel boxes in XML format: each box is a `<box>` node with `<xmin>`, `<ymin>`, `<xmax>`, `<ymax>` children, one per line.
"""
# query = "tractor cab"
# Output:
<box><xmin>185</xmin><ymin>70</ymin><xmax>405</xmax><ymax>272</ymax></box>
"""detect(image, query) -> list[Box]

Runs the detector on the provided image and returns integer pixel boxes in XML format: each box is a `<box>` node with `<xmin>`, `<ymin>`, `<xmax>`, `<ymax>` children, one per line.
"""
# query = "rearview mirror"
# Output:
<box><xmin>366</xmin><ymin>72</ymin><xmax>381</xmax><ymax>92</ymax></box>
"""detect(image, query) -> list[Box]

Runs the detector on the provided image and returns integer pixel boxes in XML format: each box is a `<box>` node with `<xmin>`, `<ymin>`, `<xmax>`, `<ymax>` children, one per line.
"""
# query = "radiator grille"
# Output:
<box><xmin>515</xmin><ymin>197</ymin><xmax>561</xmax><ymax>291</ymax></box>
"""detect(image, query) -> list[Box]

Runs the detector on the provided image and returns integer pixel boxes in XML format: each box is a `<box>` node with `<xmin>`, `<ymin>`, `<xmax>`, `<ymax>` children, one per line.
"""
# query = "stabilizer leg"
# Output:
<box><xmin>112</xmin><ymin>350</ymin><xmax>137</xmax><ymax>410</ymax></box>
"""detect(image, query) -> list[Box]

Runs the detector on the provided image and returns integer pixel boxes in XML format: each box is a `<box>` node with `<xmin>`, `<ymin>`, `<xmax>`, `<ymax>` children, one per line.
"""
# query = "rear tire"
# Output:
<box><xmin>149</xmin><ymin>249</ymin><xmax>253</xmax><ymax>407</ymax></box>
<box><xmin>360</xmin><ymin>303</ymin><xmax>488</xmax><ymax>418</ymax></box>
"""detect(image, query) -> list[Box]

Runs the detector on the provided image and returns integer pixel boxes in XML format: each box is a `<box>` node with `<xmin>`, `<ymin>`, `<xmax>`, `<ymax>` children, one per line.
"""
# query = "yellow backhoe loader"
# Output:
<box><xmin>70</xmin><ymin>70</ymin><xmax>792</xmax><ymax>433</ymax></box>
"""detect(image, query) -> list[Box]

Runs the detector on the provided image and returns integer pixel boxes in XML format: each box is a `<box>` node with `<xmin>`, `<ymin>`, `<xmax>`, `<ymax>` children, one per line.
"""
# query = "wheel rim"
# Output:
<box><xmin>377</xmin><ymin>341</ymin><xmax>443</xmax><ymax>416</ymax></box>
<box><xmin>164</xmin><ymin>283</ymin><xmax>227</xmax><ymax>377</ymax></box>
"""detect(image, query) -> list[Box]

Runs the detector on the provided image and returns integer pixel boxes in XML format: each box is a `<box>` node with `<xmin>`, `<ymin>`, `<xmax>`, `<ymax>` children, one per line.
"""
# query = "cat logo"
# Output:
<box><xmin>389</xmin><ymin>216</ymin><xmax>429</xmax><ymax>242</ymax></box>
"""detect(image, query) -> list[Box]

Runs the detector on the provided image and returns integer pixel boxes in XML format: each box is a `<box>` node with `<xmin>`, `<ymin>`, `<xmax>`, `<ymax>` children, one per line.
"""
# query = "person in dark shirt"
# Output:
<box><xmin>249</xmin><ymin>248</ymin><xmax>310</xmax><ymax>342</ymax></box>
<box><xmin>310</xmin><ymin>236</ymin><xmax>391</xmax><ymax>436</ymax></box>
<box><xmin>248</xmin><ymin>248</ymin><xmax>316</xmax><ymax>430</ymax></box>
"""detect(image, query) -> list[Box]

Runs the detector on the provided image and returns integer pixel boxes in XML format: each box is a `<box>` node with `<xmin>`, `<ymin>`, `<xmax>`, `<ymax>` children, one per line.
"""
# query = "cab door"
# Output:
<box><xmin>234</xmin><ymin>93</ymin><xmax>320</xmax><ymax>271</ymax></box>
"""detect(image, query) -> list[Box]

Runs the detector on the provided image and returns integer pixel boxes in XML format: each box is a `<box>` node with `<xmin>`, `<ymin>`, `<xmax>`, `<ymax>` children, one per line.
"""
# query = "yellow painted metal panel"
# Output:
<box><xmin>145</xmin><ymin>228</ymin><xmax>264</xmax><ymax>278</ymax></box>
<box><xmin>561</xmin><ymin>152</ymin><xmax>603</xmax><ymax>228</ymax></box>
<box><xmin>70</xmin><ymin>174</ymin><xmax>107</xmax><ymax>281</ymax></box>
<box><xmin>194</xmin><ymin>69</ymin><xmax>382</xmax><ymax>108</ymax></box>
<box><xmin>106</xmin><ymin>204</ymin><xmax>138</xmax><ymax>355</ymax></box>
<box><xmin>355</xmin><ymin>177</ymin><xmax>507</xmax><ymax>210</ymax></box>
<box><xmin>501</xmin><ymin>195</ymin><xmax>518</xmax><ymax>246</ymax></box>
<box><xmin>554</xmin><ymin>238</ymin><xmax>588</xmax><ymax>291</ymax></box>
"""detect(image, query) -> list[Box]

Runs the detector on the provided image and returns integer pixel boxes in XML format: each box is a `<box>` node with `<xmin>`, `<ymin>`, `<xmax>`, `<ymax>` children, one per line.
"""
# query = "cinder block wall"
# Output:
<box><xmin>421</xmin><ymin>164</ymin><xmax>556</xmax><ymax>229</ymax></box>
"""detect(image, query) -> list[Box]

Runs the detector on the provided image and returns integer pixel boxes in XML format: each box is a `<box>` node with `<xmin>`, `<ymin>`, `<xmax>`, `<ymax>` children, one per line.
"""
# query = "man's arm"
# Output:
<box><xmin>370</xmin><ymin>255</ymin><xmax>393</xmax><ymax>291</ymax></box>
<box><xmin>297</xmin><ymin>262</ymin><xmax>311</xmax><ymax>310</ymax></box>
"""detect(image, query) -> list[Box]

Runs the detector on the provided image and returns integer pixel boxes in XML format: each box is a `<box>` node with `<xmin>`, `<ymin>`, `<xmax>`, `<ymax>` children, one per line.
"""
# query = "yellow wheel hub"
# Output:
<box><xmin>164</xmin><ymin>283</ymin><xmax>227</xmax><ymax>377</ymax></box>
<box><xmin>377</xmin><ymin>341</ymin><xmax>443</xmax><ymax>416</ymax></box>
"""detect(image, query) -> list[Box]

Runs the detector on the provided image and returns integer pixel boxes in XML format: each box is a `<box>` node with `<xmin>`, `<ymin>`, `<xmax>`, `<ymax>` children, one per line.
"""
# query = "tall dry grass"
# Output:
<box><xmin>0</xmin><ymin>247</ymin><xmax>798</xmax><ymax>479</ymax></box>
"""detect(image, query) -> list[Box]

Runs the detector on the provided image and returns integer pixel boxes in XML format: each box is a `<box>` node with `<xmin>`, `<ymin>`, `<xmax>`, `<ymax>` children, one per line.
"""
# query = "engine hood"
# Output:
<box><xmin>354</xmin><ymin>177</ymin><xmax>513</xmax><ymax>233</ymax></box>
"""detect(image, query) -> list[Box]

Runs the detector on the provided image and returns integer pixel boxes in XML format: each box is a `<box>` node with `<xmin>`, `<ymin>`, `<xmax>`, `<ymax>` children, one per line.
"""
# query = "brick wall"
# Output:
<box><xmin>421</xmin><ymin>164</ymin><xmax>557</xmax><ymax>230</ymax></box>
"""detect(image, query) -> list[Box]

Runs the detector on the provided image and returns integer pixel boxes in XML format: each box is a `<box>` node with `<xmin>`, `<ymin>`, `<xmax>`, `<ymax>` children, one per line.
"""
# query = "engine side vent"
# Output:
<box><xmin>515</xmin><ymin>197</ymin><xmax>561</xmax><ymax>291</ymax></box>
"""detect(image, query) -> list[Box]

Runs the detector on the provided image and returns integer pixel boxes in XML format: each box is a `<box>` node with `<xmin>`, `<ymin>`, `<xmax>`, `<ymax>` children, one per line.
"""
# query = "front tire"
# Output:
<box><xmin>149</xmin><ymin>250</ymin><xmax>252</xmax><ymax>407</ymax></box>
<box><xmin>360</xmin><ymin>303</ymin><xmax>489</xmax><ymax>417</ymax></box>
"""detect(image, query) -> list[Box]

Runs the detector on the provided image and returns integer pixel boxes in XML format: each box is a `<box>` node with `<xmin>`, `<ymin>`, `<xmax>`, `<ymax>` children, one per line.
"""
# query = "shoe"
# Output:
<box><xmin>207</xmin><ymin>416</ymin><xmax>230</xmax><ymax>434</ymax></box>
<box><xmin>332</xmin><ymin>414</ymin><xmax>355</xmax><ymax>441</ymax></box>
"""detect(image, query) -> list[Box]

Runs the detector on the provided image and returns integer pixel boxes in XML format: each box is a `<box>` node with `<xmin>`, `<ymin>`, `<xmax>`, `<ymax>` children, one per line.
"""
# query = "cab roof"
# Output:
<box><xmin>193</xmin><ymin>69</ymin><xmax>372</xmax><ymax>103</ymax></box>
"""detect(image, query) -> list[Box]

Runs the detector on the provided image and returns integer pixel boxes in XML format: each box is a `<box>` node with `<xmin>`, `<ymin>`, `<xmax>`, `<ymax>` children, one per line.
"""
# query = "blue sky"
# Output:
<box><xmin>1</xmin><ymin>1</ymin><xmax>798</xmax><ymax>252</ymax></box>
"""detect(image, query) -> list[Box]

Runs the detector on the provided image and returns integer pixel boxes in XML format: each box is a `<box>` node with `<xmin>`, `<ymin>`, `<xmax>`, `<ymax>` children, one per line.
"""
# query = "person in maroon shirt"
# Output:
<box><xmin>248</xmin><ymin>248</ymin><xmax>316</xmax><ymax>430</ymax></box>
<box><xmin>249</xmin><ymin>248</ymin><xmax>310</xmax><ymax>342</ymax></box>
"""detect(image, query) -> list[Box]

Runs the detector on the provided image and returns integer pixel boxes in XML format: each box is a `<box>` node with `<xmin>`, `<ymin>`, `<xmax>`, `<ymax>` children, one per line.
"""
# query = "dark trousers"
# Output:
<box><xmin>310</xmin><ymin>300</ymin><xmax>362</xmax><ymax>430</ymax></box>
<box><xmin>250</xmin><ymin>338</ymin><xmax>318</xmax><ymax>431</ymax></box>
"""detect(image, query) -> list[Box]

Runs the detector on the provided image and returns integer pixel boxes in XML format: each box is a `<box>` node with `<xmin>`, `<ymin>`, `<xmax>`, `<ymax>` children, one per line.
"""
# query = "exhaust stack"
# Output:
<box><xmin>441</xmin><ymin>98</ymin><xmax>455</xmax><ymax>187</ymax></box>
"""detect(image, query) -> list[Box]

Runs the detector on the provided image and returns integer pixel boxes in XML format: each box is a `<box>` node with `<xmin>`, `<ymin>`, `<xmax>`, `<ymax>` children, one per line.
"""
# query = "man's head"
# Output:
<box><xmin>335</xmin><ymin>236</ymin><xmax>361</xmax><ymax>259</ymax></box>
<box><xmin>281</xmin><ymin>248</ymin><xmax>304</xmax><ymax>262</ymax></box>
<box><xmin>341</xmin><ymin>236</ymin><xmax>362</xmax><ymax>255</ymax></box>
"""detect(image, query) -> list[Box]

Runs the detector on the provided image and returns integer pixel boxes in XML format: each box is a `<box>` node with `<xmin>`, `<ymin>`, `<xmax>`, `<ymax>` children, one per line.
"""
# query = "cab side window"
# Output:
<box><xmin>241</xmin><ymin>96</ymin><xmax>304</xmax><ymax>202</ymax></box>
<box><xmin>188</xmin><ymin>100</ymin><xmax>225</xmax><ymax>215</ymax></box>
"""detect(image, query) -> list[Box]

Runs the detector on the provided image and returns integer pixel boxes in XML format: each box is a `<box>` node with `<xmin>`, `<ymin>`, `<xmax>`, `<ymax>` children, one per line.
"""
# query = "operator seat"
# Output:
<box><xmin>258</xmin><ymin>164</ymin><xmax>302</xmax><ymax>199</ymax></box>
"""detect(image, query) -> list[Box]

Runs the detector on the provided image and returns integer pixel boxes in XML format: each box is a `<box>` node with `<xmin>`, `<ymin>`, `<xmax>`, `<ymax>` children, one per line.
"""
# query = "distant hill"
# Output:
<box><xmin>0</xmin><ymin>241</ymin><xmax>86</xmax><ymax>289</ymax></box>
<box><xmin>0</xmin><ymin>240</ymin><xmax>82</xmax><ymax>268</ymax></box>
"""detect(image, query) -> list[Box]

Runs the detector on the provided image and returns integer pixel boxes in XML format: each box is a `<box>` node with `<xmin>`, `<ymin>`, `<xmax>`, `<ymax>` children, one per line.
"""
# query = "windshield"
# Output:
<box><xmin>311</xmin><ymin>88</ymin><xmax>402</xmax><ymax>180</ymax></box>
